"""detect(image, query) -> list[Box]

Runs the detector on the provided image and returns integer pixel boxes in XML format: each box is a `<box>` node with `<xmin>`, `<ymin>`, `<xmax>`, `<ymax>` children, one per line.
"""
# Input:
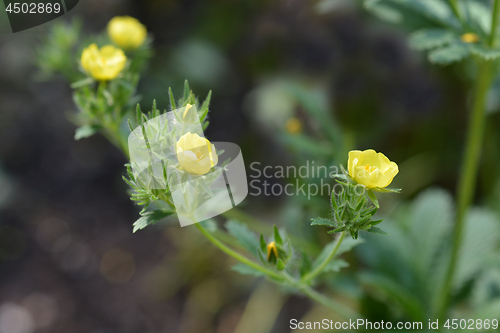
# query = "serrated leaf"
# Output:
<box><xmin>453</xmin><ymin>208</ymin><xmax>500</xmax><ymax>291</ymax></box>
<box><xmin>428</xmin><ymin>43</ymin><xmax>470</xmax><ymax>65</ymax></box>
<box><xmin>75</xmin><ymin>125</ymin><xmax>100</xmax><ymax>140</ymax></box>
<box><xmin>409</xmin><ymin>29</ymin><xmax>456</xmax><ymax>51</ymax></box>
<box><xmin>133</xmin><ymin>209</ymin><xmax>174</xmax><ymax>233</ymax></box>
<box><xmin>367</xmin><ymin>226</ymin><xmax>389</xmax><ymax>235</ymax></box>
<box><xmin>226</xmin><ymin>220</ymin><xmax>260</xmax><ymax>257</ymax></box>
<box><xmin>469</xmin><ymin>44</ymin><xmax>500</xmax><ymax>60</ymax></box>
<box><xmin>311</xmin><ymin>217</ymin><xmax>335</xmax><ymax>226</ymax></box>
<box><xmin>364</xmin><ymin>1</ymin><xmax>403</xmax><ymax>24</ymax></box>
<box><xmin>232</xmin><ymin>263</ymin><xmax>266</xmax><ymax>277</ymax></box>
<box><xmin>324</xmin><ymin>259</ymin><xmax>349</xmax><ymax>273</ymax></box>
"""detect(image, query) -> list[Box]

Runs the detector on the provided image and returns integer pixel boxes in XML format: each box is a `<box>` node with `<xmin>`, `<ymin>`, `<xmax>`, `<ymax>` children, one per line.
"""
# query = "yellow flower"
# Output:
<box><xmin>107</xmin><ymin>16</ymin><xmax>147</xmax><ymax>49</ymax></box>
<box><xmin>81</xmin><ymin>44</ymin><xmax>127</xmax><ymax>81</ymax></box>
<box><xmin>348</xmin><ymin>149</ymin><xmax>398</xmax><ymax>189</ymax></box>
<box><xmin>461</xmin><ymin>33</ymin><xmax>480</xmax><ymax>44</ymax></box>
<box><xmin>267</xmin><ymin>241</ymin><xmax>278</xmax><ymax>262</ymax></box>
<box><xmin>176</xmin><ymin>132</ymin><xmax>218</xmax><ymax>175</ymax></box>
<box><xmin>285</xmin><ymin>117</ymin><xmax>302</xmax><ymax>134</ymax></box>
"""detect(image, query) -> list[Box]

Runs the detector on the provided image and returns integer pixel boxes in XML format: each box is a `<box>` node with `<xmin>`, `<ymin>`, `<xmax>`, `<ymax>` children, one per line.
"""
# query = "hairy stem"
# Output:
<box><xmin>196</xmin><ymin>223</ymin><xmax>360</xmax><ymax>318</ymax></box>
<box><xmin>437</xmin><ymin>0</ymin><xmax>500</xmax><ymax>320</ymax></box>
<box><xmin>282</xmin><ymin>271</ymin><xmax>361</xmax><ymax>319</ymax></box>
<box><xmin>195</xmin><ymin>223</ymin><xmax>282</xmax><ymax>280</ymax></box>
<box><xmin>301</xmin><ymin>231</ymin><xmax>346</xmax><ymax>285</ymax></box>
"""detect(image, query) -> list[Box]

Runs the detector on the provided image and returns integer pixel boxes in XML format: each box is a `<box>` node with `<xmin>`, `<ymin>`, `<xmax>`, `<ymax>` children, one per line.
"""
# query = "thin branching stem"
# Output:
<box><xmin>301</xmin><ymin>231</ymin><xmax>346</xmax><ymax>284</ymax></box>
<box><xmin>438</xmin><ymin>0</ymin><xmax>500</xmax><ymax>321</ymax></box>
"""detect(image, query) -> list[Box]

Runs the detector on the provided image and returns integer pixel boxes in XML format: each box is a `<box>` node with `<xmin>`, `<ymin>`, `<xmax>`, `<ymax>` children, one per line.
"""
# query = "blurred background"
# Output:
<box><xmin>1</xmin><ymin>0</ymin><xmax>500</xmax><ymax>332</ymax></box>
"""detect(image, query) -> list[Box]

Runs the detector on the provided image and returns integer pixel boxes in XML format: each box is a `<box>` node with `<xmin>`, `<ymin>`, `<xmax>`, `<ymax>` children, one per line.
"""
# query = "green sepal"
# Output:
<box><xmin>367</xmin><ymin>189</ymin><xmax>380</xmax><ymax>208</ymax></box>
<box><xmin>311</xmin><ymin>217</ymin><xmax>335</xmax><ymax>226</ymax></box>
<box><xmin>260</xmin><ymin>234</ymin><xmax>267</xmax><ymax>252</ymax></box>
<box><xmin>373</xmin><ymin>187</ymin><xmax>402</xmax><ymax>193</ymax></box>
<box><xmin>276</xmin><ymin>258</ymin><xmax>286</xmax><ymax>271</ymax></box>
<box><xmin>273</xmin><ymin>225</ymin><xmax>283</xmax><ymax>245</ymax></box>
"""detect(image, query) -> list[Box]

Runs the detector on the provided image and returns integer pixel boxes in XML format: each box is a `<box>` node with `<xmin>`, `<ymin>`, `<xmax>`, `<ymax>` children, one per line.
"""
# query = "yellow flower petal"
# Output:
<box><xmin>347</xmin><ymin>149</ymin><xmax>398</xmax><ymax>189</ymax></box>
<box><xmin>80</xmin><ymin>44</ymin><xmax>126</xmax><ymax>81</ymax></box>
<box><xmin>176</xmin><ymin>132</ymin><xmax>218</xmax><ymax>175</ymax></box>
<box><xmin>107</xmin><ymin>16</ymin><xmax>147</xmax><ymax>49</ymax></box>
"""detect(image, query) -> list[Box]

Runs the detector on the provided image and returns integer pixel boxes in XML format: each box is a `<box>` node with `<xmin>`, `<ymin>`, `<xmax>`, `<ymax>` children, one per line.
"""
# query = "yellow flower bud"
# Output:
<box><xmin>285</xmin><ymin>117</ymin><xmax>302</xmax><ymax>134</ymax></box>
<box><xmin>461</xmin><ymin>33</ymin><xmax>480</xmax><ymax>44</ymax></box>
<box><xmin>176</xmin><ymin>132</ymin><xmax>218</xmax><ymax>175</ymax></box>
<box><xmin>348</xmin><ymin>149</ymin><xmax>398</xmax><ymax>189</ymax></box>
<box><xmin>81</xmin><ymin>44</ymin><xmax>127</xmax><ymax>81</ymax></box>
<box><xmin>107</xmin><ymin>16</ymin><xmax>147</xmax><ymax>49</ymax></box>
<box><xmin>267</xmin><ymin>241</ymin><xmax>278</xmax><ymax>262</ymax></box>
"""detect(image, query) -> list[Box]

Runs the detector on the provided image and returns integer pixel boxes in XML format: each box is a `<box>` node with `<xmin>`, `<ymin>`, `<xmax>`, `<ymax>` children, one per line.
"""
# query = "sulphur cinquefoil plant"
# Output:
<box><xmin>36</xmin><ymin>17</ymin><xmax>403</xmax><ymax>320</ymax></box>
<box><xmin>36</xmin><ymin>3</ymin><xmax>500</xmax><ymax>327</ymax></box>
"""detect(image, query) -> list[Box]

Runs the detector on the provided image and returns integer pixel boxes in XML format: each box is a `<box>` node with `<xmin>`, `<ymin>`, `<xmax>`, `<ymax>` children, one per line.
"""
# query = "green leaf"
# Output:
<box><xmin>168</xmin><ymin>87</ymin><xmax>176</xmax><ymax>110</ymax></box>
<box><xmin>311</xmin><ymin>236</ymin><xmax>362</xmax><ymax>270</ymax></box>
<box><xmin>367</xmin><ymin>226</ymin><xmax>389</xmax><ymax>235</ymax></box>
<box><xmin>336</xmin><ymin>237</ymin><xmax>364</xmax><ymax>256</ymax></box>
<box><xmin>300</xmin><ymin>253</ymin><xmax>312</xmax><ymax>277</ymax></box>
<box><xmin>232</xmin><ymin>263</ymin><xmax>266</xmax><ymax>277</ymax></box>
<box><xmin>323</xmin><ymin>259</ymin><xmax>349</xmax><ymax>273</ymax></box>
<box><xmin>276</xmin><ymin>258</ymin><xmax>286</xmax><ymax>271</ymax></box>
<box><xmin>428</xmin><ymin>43</ymin><xmax>470</xmax><ymax>65</ymax></box>
<box><xmin>198</xmin><ymin>90</ymin><xmax>212</xmax><ymax>122</ymax></box>
<box><xmin>408</xmin><ymin>28</ymin><xmax>456</xmax><ymax>51</ymax></box>
<box><xmin>273</xmin><ymin>225</ymin><xmax>283</xmax><ymax>245</ymax></box>
<box><xmin>260</xmin><ymin>234</ymin><xmax>267</xmax><ymax>253</ymax></box>
<box><xmin>75</xmin><ymin>125</ymin><xmax>100</xmax><ymax>140</ymax></box>
<box><xmin>410</xmin><ymin>188</ymin><xmax>454</xmax><ymax>276</ymax></box>
<box><xmin>373</xmin><ymin>187</ymin><xmax>402</xmax><ymax>193</ymax></box>
<box><xmin>311</xmin><ymin>217</ymin><xmax>335</xmax><ymax>227</ymax></box>
<box><xmin>367</xmin><ymin>190</ymin><xmax>379</xmax><ymax>208</ymax></box>
<box><xmin>364</xmin><ymin>1</ymin><xmax>403</xmax><ymax>24</ymax></box>
<box><xmin>70</xmin><ymin>77</ymin><xmax>94</xmax><ymax>89</ymax></box>
<box><xmin>133</xmin><ymin>209</ymin><xmax>174</xmax><ymax>233</ymax></box>
<box><xmin>469</xmin><ymin>44</ymin><xmax>500</xmax><ymax>61</ymax></box>
<box><xmin>183</xmin><ymin>80</ymin><xmax>190</xmax><ymax>101</ymax></box>
<box><xmin>454</xmin><ymin>208</ymin><xmax>500</xmax><ymax>291</ymax></box>
<box><xmin>226</xmin><ymin>220</ymin><xmax>260</xmax><ymax>257</ymax></box>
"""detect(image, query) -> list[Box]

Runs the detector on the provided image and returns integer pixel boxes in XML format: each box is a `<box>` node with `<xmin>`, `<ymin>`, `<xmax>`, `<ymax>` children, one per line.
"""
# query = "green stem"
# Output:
<box><xmin>196</xmin><ymin>223</ymin><xmax>361</xmax><ymax>318</ymax></box>
<box><xmin>490</xmin><ymin>0</ymin><xmax>500</xmax><ymax>47</ymax></box>
<box><xmin>195</xmin><ymin>223</ymin><xmax>282</xmax><ymax>280</ymax></box>
<box><xmin>301</xmin><ymin>231</ymin><xmax>346</xmax><ymax>285</ymax></box>
<box><xmin>282</xmin><ymin>271</ymin><xmax>361</xmax><ymax>319</ymax></box>
<box><xmin>437</xmin><ymin>39</ymin><xmax>498</xmax><ymax>322</ymax></box>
